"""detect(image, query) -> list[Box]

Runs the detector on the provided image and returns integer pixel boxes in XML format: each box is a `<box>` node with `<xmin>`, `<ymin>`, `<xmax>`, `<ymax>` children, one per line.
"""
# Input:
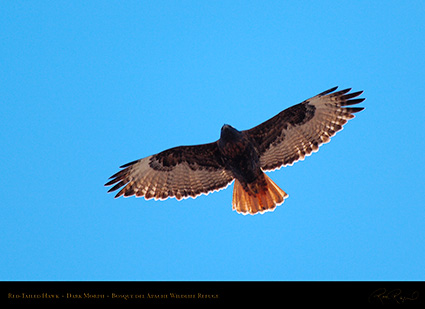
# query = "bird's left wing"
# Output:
<box><xmin>245</xmin><ymin>87</ymin><xmax>365</xmax><ymax>171</ymax></box>
<box><xmin>105</xmin><ymin>142</ymin><xmax>234</xmax><ymax>200</ymax></box>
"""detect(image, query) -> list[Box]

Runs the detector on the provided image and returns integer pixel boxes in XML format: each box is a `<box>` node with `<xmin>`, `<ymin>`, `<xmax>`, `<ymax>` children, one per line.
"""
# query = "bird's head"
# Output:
<box><xmin>221</xmin><ymin>124</ymin><xmax>233</xmax><ymax>133</ymax></box>
<box><xmin>220</xmin><ymin>124</ymin><xmax>241</xmax><ymax>143</ymax></box>
<box><xmin>221</xmin><ymin>123</ymin><xmax>237</xmax><ymax>135</ymax></box>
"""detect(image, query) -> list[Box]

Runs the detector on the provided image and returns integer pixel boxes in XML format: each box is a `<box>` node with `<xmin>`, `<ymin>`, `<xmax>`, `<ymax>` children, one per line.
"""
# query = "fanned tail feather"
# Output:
<box><xmin>232</xmin><ymin>173</ymin><xmax>288</xmax><ymax>215</ymax></box>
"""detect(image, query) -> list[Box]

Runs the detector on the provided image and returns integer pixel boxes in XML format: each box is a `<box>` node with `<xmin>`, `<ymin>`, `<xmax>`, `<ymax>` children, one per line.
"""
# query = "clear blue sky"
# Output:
<box><xmin>2</xmin><ymin>1</ymin><xmax>424</xmax><ymax>281</ymax></box>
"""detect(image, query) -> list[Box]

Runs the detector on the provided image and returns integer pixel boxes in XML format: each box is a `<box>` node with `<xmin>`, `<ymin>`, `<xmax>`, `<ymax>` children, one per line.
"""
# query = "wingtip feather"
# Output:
<box><xmin>318</xmin><ymin>86</ymin><xmax>338</xmax><ymax>96</ymax></box>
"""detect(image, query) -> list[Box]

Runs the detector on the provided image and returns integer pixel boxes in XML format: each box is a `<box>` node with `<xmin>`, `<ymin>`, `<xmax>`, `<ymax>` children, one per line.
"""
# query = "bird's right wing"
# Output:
<box><xmin>105</xmin><ymin>142</ymin><xmax>234</xmax><ymax>200</ymax></box>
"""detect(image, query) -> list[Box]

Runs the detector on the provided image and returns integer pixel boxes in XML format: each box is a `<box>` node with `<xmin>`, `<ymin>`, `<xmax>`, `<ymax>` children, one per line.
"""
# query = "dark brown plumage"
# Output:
<box><xmin>105</xmin><ymin>86</ymin><xmax>365</xmax><ymax>215</ymax></box>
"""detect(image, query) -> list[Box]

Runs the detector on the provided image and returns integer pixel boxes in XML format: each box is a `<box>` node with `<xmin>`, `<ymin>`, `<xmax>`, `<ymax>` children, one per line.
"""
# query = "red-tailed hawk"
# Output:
<box><xmin>105</xmin><ymin>87</ymin><xmax>364</xmax><ymax>215</ymax></box>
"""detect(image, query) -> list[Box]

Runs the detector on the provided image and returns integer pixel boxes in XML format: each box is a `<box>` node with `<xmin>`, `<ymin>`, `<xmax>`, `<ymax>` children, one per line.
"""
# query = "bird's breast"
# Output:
<box><xmin>219</xmin><ymin>139</ymin><xmax>248</xmax><ymax>159</ymax></box>
<box><xmin>219</xmin><ymin>137</ymin><xmax>261</xmax><ymax>183</ymax></box>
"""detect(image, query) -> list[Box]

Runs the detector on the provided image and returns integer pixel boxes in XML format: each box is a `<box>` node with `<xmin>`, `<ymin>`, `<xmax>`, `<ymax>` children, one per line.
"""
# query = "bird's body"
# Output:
<box><xmin>217</xmin><ymin>124</ymin><xmax>287</xmax><ymax>213</ymax></box>
<box><xmin>106</xmin><ymin>86</ymin><xmax>365</xmax><ymax>215</ymax></box>
<box><xmin>219</xmin><ymin>124</ymin><xmax>260</xmax><ymax>184</ymax></box>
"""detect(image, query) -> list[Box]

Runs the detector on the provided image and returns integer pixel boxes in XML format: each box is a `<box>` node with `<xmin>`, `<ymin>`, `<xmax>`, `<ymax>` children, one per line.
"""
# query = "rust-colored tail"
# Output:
<box><xmin>232</xmin><ymin>173</ymin><xmax>288</xmax><ymax>215</ymax></box>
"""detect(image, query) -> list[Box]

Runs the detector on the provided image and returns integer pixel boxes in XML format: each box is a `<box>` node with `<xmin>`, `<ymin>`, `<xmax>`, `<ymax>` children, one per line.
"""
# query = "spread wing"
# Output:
<box><xmin>245</xmin><ymin>87</ymin><xmax>365</xmax><ymax>171</ymax></box>
<box><xmin>105</xmin><ymin>142</ymin><xmax>234</xmax><ymax>200</ymax></box>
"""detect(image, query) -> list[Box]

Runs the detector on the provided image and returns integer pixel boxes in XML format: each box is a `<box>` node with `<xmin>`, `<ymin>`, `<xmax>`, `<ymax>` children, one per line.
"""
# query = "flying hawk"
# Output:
<box><xmin>105</xmin><ymin>86</ymin><xmax>364</xmax><ymax>215</ymax></box>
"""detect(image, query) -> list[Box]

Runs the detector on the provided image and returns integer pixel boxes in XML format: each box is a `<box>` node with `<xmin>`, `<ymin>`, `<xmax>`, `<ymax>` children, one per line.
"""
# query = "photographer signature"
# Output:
<box><xmin>368</xmin><ymin>288</ymin><xmax>419</xmax><ymax>304</ymax></box>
